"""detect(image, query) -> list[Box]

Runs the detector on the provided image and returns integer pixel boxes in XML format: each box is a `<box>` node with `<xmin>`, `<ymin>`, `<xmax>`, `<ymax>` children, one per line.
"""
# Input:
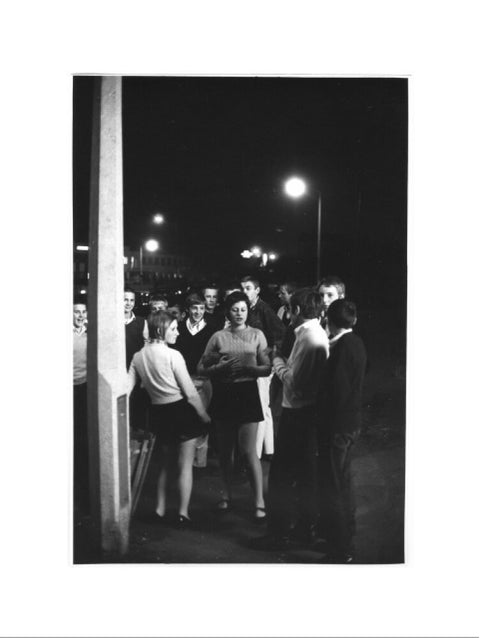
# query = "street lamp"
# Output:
<box><xmin>139</xmin><ymin>239</ymin><xmax>160</xmax><ymax>276</ymax></box>
<box><xmin>153</xmin><ymin>213</ymin><xmax>165</xmax><ymax>225</ymax></box>
<box><xmin>284</xmin><ymin>176</ymin><xmax>322</xmax><ymax>284</ymax></box>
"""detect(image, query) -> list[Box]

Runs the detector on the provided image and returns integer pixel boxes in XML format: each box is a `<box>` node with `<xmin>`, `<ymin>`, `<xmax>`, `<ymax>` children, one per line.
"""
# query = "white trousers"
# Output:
<box><xmin>256</xmin><ymin>373</ymin><xmax>274</xmax><ymax>457</ymax></box>
<box><xmin>192</xmin><ymin>377</ymin><xmax>212</xmax><ymax>467</ymax></box>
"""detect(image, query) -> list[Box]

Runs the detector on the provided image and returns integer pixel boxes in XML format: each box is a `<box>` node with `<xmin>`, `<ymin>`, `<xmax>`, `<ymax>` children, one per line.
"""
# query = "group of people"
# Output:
<box><xmin>73</xmin><ymin>274</ymin><xmax>367</xmax><ymax>563</ymax></box>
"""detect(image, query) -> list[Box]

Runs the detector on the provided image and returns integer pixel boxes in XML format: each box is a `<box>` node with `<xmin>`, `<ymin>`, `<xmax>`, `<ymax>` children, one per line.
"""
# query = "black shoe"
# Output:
<box><xmin>253</xmin><ymin>506</ymin><xmax>267</xmax><ymax>523</ymax></box>
<box><xmin>175</xmin><ymin>514</ymin><xmax>193</xmax><ymax>529</ymax></box>
<box><xmin>249</xmin><ymin>534</ymin><xmax>291</xmax><ymax>552</ymax></box>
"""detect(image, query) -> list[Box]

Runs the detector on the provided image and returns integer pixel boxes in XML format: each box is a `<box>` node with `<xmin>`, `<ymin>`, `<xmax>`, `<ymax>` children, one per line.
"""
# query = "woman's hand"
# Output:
<box><xmin>199</xmin><ymin>411</ymin><xmax>212</xmax><ymax>425</ymax></box>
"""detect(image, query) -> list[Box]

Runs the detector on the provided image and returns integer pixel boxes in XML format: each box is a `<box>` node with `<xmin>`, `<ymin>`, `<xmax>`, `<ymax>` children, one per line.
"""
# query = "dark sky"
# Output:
<box><xmin>73</xmin><ymin>76</ymin><xmax>407</xmax><ymax>303</ymax></box>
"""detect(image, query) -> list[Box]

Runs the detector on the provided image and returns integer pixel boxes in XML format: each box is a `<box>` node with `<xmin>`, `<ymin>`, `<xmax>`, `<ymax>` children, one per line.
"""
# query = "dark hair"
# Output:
<box><xmin>327</xmin><ymin>299</ymin><xmax>357</xmax><ymax>329</ymax></box>
<box><xmin>149</xmin><ymin>293</ymin><xmax>168</xmax><ymax>304</ymax></box>
<box><xmin>280</xmin><ymin>281</ymin><xmax>297</xmax><ymax>294</ymax></box>
<box><xmin>202</xmin><ymin>284</ymin><xmax>219</xmax><ymax>294</ymax></box>
<box><xmin>73</xmin><ymin>294</ymin><xmax>87</xmax><ymax>307</ymax></box>
<box><xmin>290</xmin><ymin>288</ymin><xmax>323</xmax><ymax>320</ymax></box>
<box><xmin>185</xmin><ymin>293</ymin><xmax>206</xmax><ymax>309</ymax></box>
<box><xmin>224</xmin><ymin>290</ymin><xmax>250</xmax><ymax>314</ymax></box>
<box><xmin>240</xmin><ymin>275</ymin><xmax>260</xmax><ymax>289</ymax></box>
<box><xmin>318</xmin><ymin>275</ymin><xmax>346</xmax><ymax>298</ymax></box>
<box><xmin>147</xmin><ymin>310</ymin><xmax>175</xmax><ymax>340</ymax></box>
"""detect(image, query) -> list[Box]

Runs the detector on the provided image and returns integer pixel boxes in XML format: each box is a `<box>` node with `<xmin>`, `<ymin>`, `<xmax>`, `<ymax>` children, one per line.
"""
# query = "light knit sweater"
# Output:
<box><xmin>198</xmin><ymin>327</ymin><xmax>269</xmax><ymax>383</ymax></box>
<box><xmin>127</xmin><ymin>341</ymin><xmax>201</xmax><ymax>408</ymax></box>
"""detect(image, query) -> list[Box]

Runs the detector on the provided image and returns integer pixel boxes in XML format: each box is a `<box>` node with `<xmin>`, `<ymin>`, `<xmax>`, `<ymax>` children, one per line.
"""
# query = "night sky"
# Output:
<box><xmin>73</xmin><ymin>76</ymin><xmax>407</xmax><ymax>311</ymax></box>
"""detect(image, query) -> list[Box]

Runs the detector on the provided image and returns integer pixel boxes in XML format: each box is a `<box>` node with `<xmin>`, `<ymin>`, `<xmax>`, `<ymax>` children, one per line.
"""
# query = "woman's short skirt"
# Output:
<box><xmin>149</xmin><ymin>399</ymin><xmax>208</xmax><ymax>444</ymax></box>
<box><xmin>210</xmin><ymin>380</ymin><xmax>264</xmax><ymax>424</ymax></box>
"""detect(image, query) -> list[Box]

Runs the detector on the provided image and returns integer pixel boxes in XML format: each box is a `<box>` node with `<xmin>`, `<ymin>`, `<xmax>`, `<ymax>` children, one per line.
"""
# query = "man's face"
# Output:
<box><xmin>73</xmin><ymin>304</ymin><xmax>87</xmax><ymax>329</ymax></box>
<box><xmin>203</xmin><ymin>288</ymin><xmax>219</xmax><ymax>311</ymax></box>
<box><xmin>124</xmin><ymin>292</ymin><xmax>135</xmax><ymax>314</ymax></box>
<box><xmin>188</xmin><ymin>303</ymin><xmax>206</xmax><ymax>324</ymax></box>
<box><xmin>241</xmin><ymin>281</ymin><xmax>260</xmax><ymax>305</ymax></box>
<box><xmin>150</xmin><ymin>300</ymin><xmax>167</xmax><ymax>312</ymax></box>
<box><xmin>318</xmin><ymin>285</ymin><xmax>341</xmax><ymax>312</ymax></box>
<box><xmin>278</xmin><ymin>285</ymin><xmax>292</xmax><ymax>305</ymax></box>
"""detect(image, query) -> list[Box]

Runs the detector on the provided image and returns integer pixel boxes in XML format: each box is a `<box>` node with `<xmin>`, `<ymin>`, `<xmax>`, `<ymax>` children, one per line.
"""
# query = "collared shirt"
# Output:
<box><xmin>187</xmin><ymin>317</ymin><xmax>207</xmax><ymax>335</ymax></box>
<box><xmin>273</xmin><ymin>318</ymin><xmax>329</xmax><ymax>409</ymax></box>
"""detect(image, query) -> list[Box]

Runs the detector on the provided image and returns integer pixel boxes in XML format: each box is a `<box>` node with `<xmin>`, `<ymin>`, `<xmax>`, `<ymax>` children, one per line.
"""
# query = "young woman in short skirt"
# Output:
<box><xmin>128</xmin><ymin>310</ymin><xmax>211</xmax><ymax>526</ymax></box>
<box><xmin>197</xmin><ymin>291</ymin><xmax>271</xmax><ymax>520</ymax></box>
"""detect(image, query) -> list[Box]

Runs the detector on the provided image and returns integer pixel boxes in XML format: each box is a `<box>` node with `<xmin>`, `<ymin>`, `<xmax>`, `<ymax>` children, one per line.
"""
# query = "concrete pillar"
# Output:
<box><xmin>87</xmin><ymin>76</ymin><xmax>130</xmax><ymax>555</ymax></box>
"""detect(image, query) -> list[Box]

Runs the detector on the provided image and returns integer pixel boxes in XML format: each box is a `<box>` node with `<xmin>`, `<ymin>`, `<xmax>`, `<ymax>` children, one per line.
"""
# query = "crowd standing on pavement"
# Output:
<box><xmin>73</xmin><ymin>273</ymin><xmax>367</xmax><ymax>563</ymax></box>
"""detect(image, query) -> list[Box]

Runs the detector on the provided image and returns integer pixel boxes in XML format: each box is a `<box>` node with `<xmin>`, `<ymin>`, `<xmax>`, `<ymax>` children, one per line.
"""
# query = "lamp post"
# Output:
<box><xmin>284</xmin><ymin>176</ymin><xmax>322</xmax><ymax>284</ymax></box>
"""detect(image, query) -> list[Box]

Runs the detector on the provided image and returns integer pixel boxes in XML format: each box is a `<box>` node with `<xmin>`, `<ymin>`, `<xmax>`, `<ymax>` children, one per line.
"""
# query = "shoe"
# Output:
<box><xmin>253</xmin><ymin>506</ymin><xmax>267</xmax><ymax>523</ymax></box>
<box><xmin>215</xmin><ymin>498</ymin><xmax>231</xmax><ymax>512</ymax></box>
<box><xmin>175</xmin><ymin>514</ymin><xmax>193</xmax><ymax>529</ymax></box>
<box><xmin>249</xmin><ymin>534</ymin><xmax>291</xmax><ymax>552</ymax></box>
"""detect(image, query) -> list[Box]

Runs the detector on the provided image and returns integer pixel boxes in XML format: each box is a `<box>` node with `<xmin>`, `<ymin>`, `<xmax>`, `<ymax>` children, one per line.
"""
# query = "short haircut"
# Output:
<box><xmin>185</xmin><ymin>293</ymin><xmax>205</xmax><ymax>309</ymax></box>
<box><xmin>240</xmin><ymin>275</ymin><xmax>260</xmax><ymax>289</ymax></box>
<box><xmin>318</xmin><ymin>275</ymin><xmax>346</xmax><ymax>297</ymax></box>
<box><xmin>327</xmin><ymin>299</ymin><xmax>357</xmax><ymax>329</ymax></box>
<box><xmin>123</xmin><ymin>286</ymin><xmax>137</xmax><ymax>301</ymax></box>
<box><xmin>147</xmin><ymin>310</ymin><xmax>175</xmax><ymax>340</ymax></box>
<box><xmin>223</xmin><ymin>290</ymin><xmax>250</xmax><ymax>314</ymax></box>
<box><xmin>290</xmin><ymin>287</ymin><xmax>323</xmax><ymax>320</ymax></box>
<box><xmin>149</xmin><ymin>293</ymin><xmax>168</xmax><ymax>304</ymax></box>
<box><xmin>280</xmin><ymin>281</ymin><xmax>297</xmax><ymax>294</ymax></box>
<box><xmin>73</xmin><ymin>294</ymin><xmax>87</xmax><ymax>307</ymax></box>
<box><xmin>202</xmin><ymin>284</ymin><xmax>219</xmax><ymax>293</ymax></box>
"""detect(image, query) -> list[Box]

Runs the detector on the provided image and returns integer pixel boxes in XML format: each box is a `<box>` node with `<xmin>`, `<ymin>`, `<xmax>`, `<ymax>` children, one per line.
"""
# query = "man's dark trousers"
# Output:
<box><xmin>317</xmin><ymin>430</ymin><xmax>359</xmax><ymax>554</ymax></box>
<box><xmin>267</xmin><ymin>406</ymin><xmax>317</xmax><ymax>537</ymax></box>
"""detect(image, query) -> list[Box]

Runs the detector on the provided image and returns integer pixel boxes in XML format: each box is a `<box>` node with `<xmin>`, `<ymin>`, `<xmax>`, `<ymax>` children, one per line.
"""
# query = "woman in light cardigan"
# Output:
<box><xmin>128</xmin><ymin>311</ymin><xmax>211</xmax><ymax>527</ymax></box>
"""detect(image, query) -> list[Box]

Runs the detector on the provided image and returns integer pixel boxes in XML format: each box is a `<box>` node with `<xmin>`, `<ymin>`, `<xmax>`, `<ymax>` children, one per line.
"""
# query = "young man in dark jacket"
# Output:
<box><xmin>317</xmin><ymin>298</ymin><xmax>367</xmax><ymax>563</ymax></box>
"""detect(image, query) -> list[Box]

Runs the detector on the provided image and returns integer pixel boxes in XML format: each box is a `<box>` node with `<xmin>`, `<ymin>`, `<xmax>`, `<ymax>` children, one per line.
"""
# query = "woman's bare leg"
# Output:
<box><xmin>238</xmin><ymin>422</ymin><xmax>265</xmax><ymax>511</ymax></box>
<box><xmin>155</xmin><ymin>444</ymin><xmax>170</xmax><ymax>516</ymax></box>
<box><xmin>177</xmin><ymin>438</ymin><xmax>197</xmax><ymax>518</ymax></box>
<box><xmin>215</xmin><ymin>420</ymin><xmax>237</xmax><ymax>503</ymax></box>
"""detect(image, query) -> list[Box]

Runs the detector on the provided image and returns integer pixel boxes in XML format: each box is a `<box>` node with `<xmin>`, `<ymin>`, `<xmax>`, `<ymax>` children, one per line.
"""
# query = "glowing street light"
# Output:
<box><xmin>268</xmin><ymin>253</ymin><xmax>277</xmax><ymax>261</ymax></box>
<box><xmin>284</xmin><ymin>175</ymin><xmax>322</xmax><ymax>284</ymax></box>
<box><xmin>251</xmin><ymin>246</ymin><xmax>262</xmax><ymax>257</ymax></box>
<box><xmin>284</xmin><ymin>176</ymin><xmax>307</xmax><ymax>198</ymax></box>
<box><xmin>140</xmin><ymin>239</ymin><xmax>160</xmax><ymax>276</ymax></box>
<box><xmin>145</xmin><ymin>239</ymin><xmax>159</xmax><ymax>252</ymax></box>
<box><xmin>153</xmin><ymin>213</ymin><xmax>165</xmax><ymax>225</ymax></box>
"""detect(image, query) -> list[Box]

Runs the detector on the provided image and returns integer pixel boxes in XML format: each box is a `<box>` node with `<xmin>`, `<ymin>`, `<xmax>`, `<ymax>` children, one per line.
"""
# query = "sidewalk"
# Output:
<box><xmin>74</xmin><ymin>433</ymin><xmax>404</xmax><ymax>564</ymax></box>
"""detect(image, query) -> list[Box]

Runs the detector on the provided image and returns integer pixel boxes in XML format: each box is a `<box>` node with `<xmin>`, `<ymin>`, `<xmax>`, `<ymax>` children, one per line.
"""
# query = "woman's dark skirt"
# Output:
<box><xmin>210</xmin><ymin>380</ymin><xmax>264</xmax><ymax>424</ymax></box>
<box><xmin>149</xmin><ymin>399</ymin><xmax>208</xmax><ymax>445</ymax></box>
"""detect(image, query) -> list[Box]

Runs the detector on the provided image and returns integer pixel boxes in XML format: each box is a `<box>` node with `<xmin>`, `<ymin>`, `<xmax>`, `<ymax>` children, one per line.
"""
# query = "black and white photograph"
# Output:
<box><xmin>2</xmin><ymin>2</ymin><xmax>479</xmax><ymax>637</ymax></box>
<box><xmin>73</xmin><ymin>75</ymin><xmax>407</xmax><ymax>565</ymax></box>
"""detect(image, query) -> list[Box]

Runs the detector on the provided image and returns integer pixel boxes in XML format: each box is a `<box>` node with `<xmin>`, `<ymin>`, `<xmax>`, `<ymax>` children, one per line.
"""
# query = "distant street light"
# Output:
<box><xmin>140</xmin><ymin>239</ymin><xmax>160</xmax><ymax>276</ymax></box>
<box><xmin>284</xmin><ymin>176</ymin><xmax>322</xmax><ymax>284</ymax></box>
<box><xmin>251</xmin><ymin>246</ymin><xmax>262</xmax><ymax>257</ymax></box>
<box><xmin>153</xmin><ymin>213</ymin><xmax>165</xmax><ymax>225</ymax></box>
<box><xmin>268</xmin><ymin>253</ymin><xmax>277</xmax><ymax>261</ymax></box>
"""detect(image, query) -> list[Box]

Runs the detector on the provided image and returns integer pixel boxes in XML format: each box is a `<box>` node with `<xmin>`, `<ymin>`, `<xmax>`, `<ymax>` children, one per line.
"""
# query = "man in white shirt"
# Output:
<box><xmin>251</xmin><ymin>287</ymin><xmax>328</xmax><ymax>551</ymax></box>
